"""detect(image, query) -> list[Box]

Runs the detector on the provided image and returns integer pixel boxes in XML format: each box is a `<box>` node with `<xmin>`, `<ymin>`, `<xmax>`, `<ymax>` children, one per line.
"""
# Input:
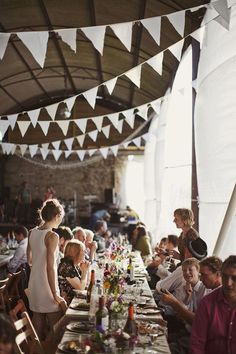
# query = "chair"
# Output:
<box><xmin>9</xmin><ymin>299</ymin><xmax>27</xmax><ymax>322</ymax></box>
<box><xmin>14</xmin><ymin>311</ymin><xmax>45</xmax><ymax>354</ymax></box>
<box><xmin>0</xmin><ymin>277</ymin><xmax>10</xmax><ymax>311</ymax></box>
<box><xmin>5</xmin><ymin>270</ymin><xmax>22</xmax><ymax>310</ymax></box>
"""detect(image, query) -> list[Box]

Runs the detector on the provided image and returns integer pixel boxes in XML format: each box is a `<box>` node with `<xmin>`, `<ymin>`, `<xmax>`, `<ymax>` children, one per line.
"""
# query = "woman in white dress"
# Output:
<box><xmin>27</xmin><ymin>198</ymin><xmax>67</xmax><ymax>340</ymax></box>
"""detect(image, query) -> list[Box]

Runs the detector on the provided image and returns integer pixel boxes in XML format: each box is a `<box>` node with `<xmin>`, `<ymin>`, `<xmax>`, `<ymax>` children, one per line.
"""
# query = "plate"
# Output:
<box><xmin>69</xmin><ymin>303</ymin><xmax>89</xmax><ymax>311</ymax></box>
<box><xmin>66</xmin><ymin>322</ymin><xmax>94</xmax><ymax>333</ymax></box>
<box><xmin>73</xmin><ymin>290</ymin><xmax>87</xmax><ymax>299</ymax></box>
<box><xmin>58</xmin><ymin>341</ymin><xmax>82</xmax><ymax>353</ymax></box>
<box><xmin>136</xmin><ymin>308</ymin><xmax>160</xmax><ymax>315</ymax></box>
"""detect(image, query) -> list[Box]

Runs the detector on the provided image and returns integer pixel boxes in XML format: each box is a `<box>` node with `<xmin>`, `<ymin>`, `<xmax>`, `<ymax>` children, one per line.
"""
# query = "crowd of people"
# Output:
<box><xmin>0</xmin><ymin>199</ymin><xmax>235</xmax><ymax>354</ymax></box>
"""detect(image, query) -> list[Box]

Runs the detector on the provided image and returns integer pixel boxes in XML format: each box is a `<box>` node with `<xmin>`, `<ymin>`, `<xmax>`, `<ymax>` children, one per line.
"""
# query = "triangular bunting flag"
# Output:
<box><xmin>91</xmin><ymin>116</ymin><xmax>103</xmax><ymax>131</ymax></box>
<box><xmin>0</xmin><ymin>120</ymin><xmax>10</xmax><ymax>137</ymax></box>
<box><xmin>38</xmin><ymin>121</ymin><xmax>50</xmax><ymax>136</ymax></box>
<box><xmin>142</xmin><ymin>133</ymin><xmax>149</xmax><ymax>142</ymax></box>
<box><xmin>151</xmin><ymin>100</ymin><xmax>161</xmax><ymax>115</ymax></box>
<box><xmin>107</xmin><ymin>113</ymin><xmax>119</xmax><ymax>129</ymax></box>
<box><xmin>110</xmin><ymin>22</ymin><xmax>133</xmax><ymax>51</ymax></box>
<box><xmin>64</xmin><ymin>95</ymin><xmax>77</xmax><ymax>112</ymax></box>
<box><xmin>168</xmin><ymin>39</ymin><xmax>184</xmax><ymax>61</ymax></box>
<box><xmin>11</xmin><ymin>144</ymin><xmax>16</xmax><ymax>155</ymax></box>
<box><xmin>100</xmin><ymin>147</ymin><xmax>109</xmax><ymax>159</ymax></box>
<box><xmin>137</xmin><ymin>104</ymin><xmax>148</xmax><ymax>121</ymax></box>
<box><xmin>110</xmin><ymin>145</ymin><xmax>119</xmax><ymax>156</ymax></box>
<box><xmin>64</xmin><ymin>137</ymin><xmax>74</xmax><ymax>150</ymax></box>
<box><xmin>28</xmin><ymin>108</ymin><xmax>40</xmax><ymax>127</ymax></box>
<box><xmin>141</xmin><ymin>17</ymin><xmax>161</xmax><ymax>46</ymax></box>
<box><xmin>52</xmin><ymin>141</ymin><xmax>61</xmax><ymax>150</ymax></box>
<box><xmin>46</xmin><ymin>103</ymin><xmax>59</xmax><ymax>120</ymax></box>
<box><xmin>122</xmin><ymin>110</ymin><xmax>135</xmax><ymax>129</ymax></box>
<box><xmin>29</xmin><ymin>144</ymin><xmax>38</xmax><ymax>158</ymax></box>
<box><xmin>104</xmin><ymin>77</ymin><xmax>118</xmax><ymax>95</ymax></box>
<box><xmin>74</xmin><ymin>118</ymin><xmax>87</xmax><ymax>134</ymax></box>
<box><xmin>77</xmin><ymin>150</ymin><xmax>86</xmax><ymax>161</ymax></box>
<box><xmin>83</xmin><ymin>87</ymin><xmax>98</xmax><ymax>109</ymax></box>
<box><xmin>77</xmin><ymin>134</ymin><xmax>85</xmax><ymax>147</ymax></box>
<box><xmin>201</xmin><ymin>7</ymin><xmax>219</xmax><ymax>26</ymax></box>
<box><xmin>57</xmin><ymin>120</ymin><xmax>70</xmax><ymax>136</ymax></box>
<box><xmin>8</xmin><ymin>114</ymin><xmax>18</xmax><ymax>129</ymax></box>
<box><xmin>115</xmin><ymin>119</ymin><xmax>124</xmax><ymax>134</ymax></box>
<box><xmin>19</xmin><ymin>144</ymin><xmax>28</xmax><ymax>156</ymax></box>
<box><xmin>40</xmin><ymin>148</ymin><xmax>49</xmax><ymax>160</ymax></box>
<box><xmin>2</xmin><ymin>143</ymin><xmax>14</xmax><ymax>155</ymax></box>
<box><xmin>167</xmin><ymin>10</ymin><xmax>186</xmax><ymax>37</ymax></box>
<box><xmin>52</xmin><ymin>149</ymin><xmax>62</xmax><ymax>161</ymax></box>
<box><xmin>64</xmin><ymin>150</ymin><xmax>72</xmax><ymax>158</ymax></box>
<box><xmin>213</xmin><ymin>0</ymin><xmax>231</xmax><ymax>30</ymax></box>
<box><xmin>123</xmin><ymin>141</ymin><xmax>130</xmax><ymax>148</ymax></box>
<box><xmin>0</xmin><ymin>33</ymin><xmax>10</xmax><ymax>60</ymax></box>
<box><xmin>147</xmin><ymin>52</ymin><xmax>164</xmax><ymax>76</ymax></box>
<box><xmin>102</xmin><ymin>125</ymin><xmax>111</xmax><ymax>139</ymax></box>
<box><xmin>41</xmin><ymin>143</ymin><xmax>49</xmax><ymax>149</ymax></box>
<box><xmin>88</xmin><ymin>130</ymin><xmax>98</xmax><ymax>142</ymax></box>
<box><xmin>191</xmin><ymin>27</ymin><xmax>205</xmax><ymax>49</ymax></box>
<box><xmin>57</xmin><ymin>28</ymin><xmax>77</xmax><ymax>52</ymax></box>
<box><xmin>17</xmin><ymin>31</ymin><xmax>49</xmax><ymax>67</ymax></box>
<box><xmin>17</xmin><ymin>121</ymin><xmax>30</xmax><ymax>137</ymax></box>
<box><xmin>132</xmin><ymin>137</ymin><xmax>141</xmax><ymax>147</ymax></box>
<box><xmin>81</xmin><ymin>25</ymin><xmax>106</xmax><ymax>55</ymax></box>
<box><xmin>125</xmin><ymin>65</ymin><xmax>142</xmax><ymax>88</ymax></box>
<box><xmin>88</xmin><ymin>149</ymin><xmax>97</xmax><ymax>157</ymax></box>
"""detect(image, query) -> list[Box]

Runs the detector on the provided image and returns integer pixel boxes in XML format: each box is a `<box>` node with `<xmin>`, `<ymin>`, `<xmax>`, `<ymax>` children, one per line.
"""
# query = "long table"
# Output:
<box><xmin>0</xmin><ymin>250</ymin><xmax>14</xmax><ymax>267</ymax></box>
<box><xmin>55</xmin><ymin>253</ymin><xmax>171</xmax><ymax>353</ymax></box>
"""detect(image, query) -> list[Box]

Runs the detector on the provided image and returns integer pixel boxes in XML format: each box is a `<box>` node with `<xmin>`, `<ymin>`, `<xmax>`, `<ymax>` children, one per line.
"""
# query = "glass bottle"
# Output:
<box><xmin>126</xmin><ymin>257</ymin><xmax>134</xmax><ymax>283</ymax></box>
<box><xmin>123</xmin><ymin>302</ymin><xmax>137</xmax><ymax>336</ymax></box>
<box><xmin>86</xmin><ymin>269</ymin><xmax>95</xmax><ymax>303</ymax></box>
<box><xmin>95</xmin><ymin>296</ymin><xmax>109</xmax><ymax>332</ymax></box>
<box><xmin>104</xmin><ymin>263</ymin><xmax>110</xmax><ymax>277</ymax></box>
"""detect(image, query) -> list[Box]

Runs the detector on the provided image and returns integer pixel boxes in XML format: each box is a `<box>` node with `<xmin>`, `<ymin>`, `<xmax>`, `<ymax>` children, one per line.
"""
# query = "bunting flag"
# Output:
<box><xmin>107</xmin><ymin>113</ymin><xmax>120</xmax><ymax>129</ymax></box>
<box><xmin>115</xmin><ymin>119</ymin><xmax>124</xmax><ymax>134</ymax></box>
<box><xmin>191</xmin><ymin>27</ymin><xmax>205</xmax><ymax>48</ymax></box>
<box><xmin>167</xmin><ymin>10</ymin><xmax>186</xmax><ymax>37</ymax></box>
<box><xmin>132</xmin><ymin>137</ymin><xmax>141</xmax><ymax>147</ymax></box>
<box><xmin>29</xmin><ymin>145</ymin><xmax>38</xmax><ymax>158</ymax></box>
<box><xmin>110</xmin><ymin>22</ymin><xmax>133</xmax><ymax>51</ymax></box>
<box><xmin>83</xmin><ymin>86</ymin><xmax>98</xmax><ymax>109</ymax></box>
<box><xmin>64</xmin><ymin>150</ymin><xmax>72</xmax><ymax>158</ymax></box>
<box><xmin>147</xmin><ymin>52</ymin><xmax>164</xmax><ymax>76</ymax></box>
<box><xmin>28</xmin><ymin>109</ymin><xmax>40</xmax><ymax>127</ymax></box>
<box><xmin>213</xmin><ymin>0</ymin><xmax>231</xmax><ymax>30</ymax></box>
<box><xmin>123</xmin><ymin>142</ymin><xmax>130</xmax><ymax>148</ymax></box>
<box><xmin>38</xmin><ymin>121</ymin><xmax>50</xmax><ymax>136</ymax></box>
<box><xmin>100</xmin><ymin>147</ymin><xmax>109</xmax><ymax>159</ymax></box>
<box><xmin>137</xmin><ymin>104</ymin><xmax>148</xmax><ymax>120</ymax></box>
<box><xmin>168</xmin><ymin>39</ymin><xmax>184</xmax><ymax>61</ymax></box>
<box><xmin>41</xmin><ymin>143</ymin><xmax>49</xmax><ymax>149</ymax></box>
<box><xmin>0</xmin><ymin>120</ymin><xmax>10</xmax><ymax>137</ymax></box>
<box><xmin>88</xmin><ymin>149</ymin><xmax>97</xmax><ymax>157</ymax></box>
<box><xmin>65</xmin><ymin>96</ymin><xmax>77</xmax><ymax>112</ymax></box>
<box><xmin>81</xmin><ymin>25</ymin><xmax>106</xmax><ymax>55</ymax></box>
<box><xmin>125</xmin><ymin>65</ymin><xmax>142</xmax><ymax>88</ymax></box>
<box><xmin>8</xmin><ymin>114</ymin><xmax>18</xmax><ymax>129</ymax></box>
<box><xmin>0</xmin><ymin>33</ymin><xmax>10</xmax><ymax>60</ymax></box>
<box><xmin>141</xmin><ymin>17</ymin><xmax>161</xmax><ymax>46</ymax></box>
<box><xmin>17</xmin><ymin>121</ymin><xmax>30</xmax><ymax>137</ymax></box>
<box><xmin>123</xmin><ymin>110</ymin><xmax>135</xmax><ymax>129</ymax></box>
<box><xmin>52</xmin><ymin>149</ymin><xmax>62</xmax><ymax>161</ymax></box>
<box><xmin>92</xmin><ymin>116</ymin><xmax>103</xmax><ymax>131</ymax></box>
<box><xmin>88</xmin><ymin>130</ymin><xmax>98</xmax><ymax>142</ymax></box>
<box><xmin>110</xmin><ymin>145</ymin><xmax>119</xmax><ymax>156</ymax></box>
<box><xmin>104</xmin><ymin>77</ymin><xmax>118</xmax><ymax>95</ymax></box>
<box><xmin>56</xmin><ymin>28</ymin><xmax>77</xmax><ymax>52</ymax></box>
<box><xmin>77</xmin><ymin>150</ymin><xmax>86</xmax><ymax>161</ymax></box>
<box><xmin>17</xmin><ymin>31</ymin><xmax>49</xmax><ymax>67</ymax></box>
<box><xmin>57</xmin><ymin>120</ymin><xmax>70</xmax><ymax>136</ymax></box>
<box><xmin>77</xmin><ymin>134</ymin><xmax>85</xmax><ymax>147</ymax></box>
<box><xmin>52</xmin><ymin>141</ymin><xmax>61</xmax><ymax>150</ymax></box>
<box><xmin>74</xmin><ymin>118</ymin><xmax>87</xmax><ymax>134</ymax></box>
<box><xmin>142</xmin><ymin>133</ymin><xmax>149</xmax><ymax>142</ymax></box>
<box><xmin>40</xmin><ymin>147</ymin><xmax>49</xmax><ymax>160</ymax></box>
<box><xmin>102</xmin><ymin>125</ymin><xmax>111</xmax><ymax>139</ymax></box>
<box><xmin>46</xmin><ymin>103</ymin><xmax>59</xmax><ymax>120</ymax></box>
<box><xmin>19</xmin><ymin>144</ymin><xmax>28</xmax><ymax>156</ymax></box>
<box><xmin>64</xmin><ymin>137</ymin><xmax>74</xmax><ymax>150</ymax></box>
<box><xmin>1</xmin><ymin>143</ymin><xmax>14</xmax><ymax>155</ymax></box>
<box><xmin>151</xmin><ymin>100</ymin><xmax>161</xmax><ymax>115</ymax></box>
<box><xmin>201</xmin><ymin>6</ymin><xmax>219</xmax><ymax>26</ymax></box>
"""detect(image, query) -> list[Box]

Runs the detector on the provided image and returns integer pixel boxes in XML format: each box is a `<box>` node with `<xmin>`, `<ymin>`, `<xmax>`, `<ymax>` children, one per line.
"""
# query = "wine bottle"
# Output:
<box><xmin>86</xmin><ymin>269</ymin><xmax>95</xmax><ymax>303</ymax></box>
<box><xmin>104</xmin><ymin>263</ymin><xmax>110</xmax><ymax>277</ymax></box>
<box><xmin>123</xmin><ymin>302</ymin><xmax>137</xmax><ymax>336</ymax></box>
<box><xmin>95</xmin><ymin>296</ymin><xmax>109</xmax><ymax>332</ymax></box>
<box><xmin>126</xmin><ymin>257</ymin><xmax>134</xmax><ymax>283</ymax></box>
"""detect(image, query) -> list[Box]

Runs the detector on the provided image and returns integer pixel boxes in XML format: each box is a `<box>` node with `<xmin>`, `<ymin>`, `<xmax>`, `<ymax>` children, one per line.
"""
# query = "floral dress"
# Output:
<box><xmin>58</xmin><ymin>257</ymin><xmax>81</xmax><ymax>304</ymax></box>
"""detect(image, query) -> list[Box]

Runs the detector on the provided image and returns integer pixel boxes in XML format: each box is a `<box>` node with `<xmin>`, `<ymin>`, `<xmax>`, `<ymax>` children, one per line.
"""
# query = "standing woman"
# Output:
<box><xmin>173</xmin><ymin>208</ymin><xmax>199</xmax><ymax>262</ymax></box>
<box><xmin>27</xmin><ymin>199</ymin><xmax>66</xmax><ymax>340</ymax></box>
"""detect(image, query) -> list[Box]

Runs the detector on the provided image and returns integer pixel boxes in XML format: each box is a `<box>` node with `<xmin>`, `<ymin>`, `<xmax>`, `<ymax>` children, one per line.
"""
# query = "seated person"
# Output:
<box><xmin>166</xmin><ymin>234</ymin><xmax>180</xmax><ymax>260</ymax></box>
<box><xmin>7</xmin><ymin>225</ymin><xmax>28</xmax><ymax>274</ymax></box>
<box><xmin>55</xmin><ymin>226</ymin><xmax>74</xmax><ymax>264</ymax></box>
<box><xmin>93</xmin><ymin>220</ymin><xmax>111</xmax><ymax>253</ymax></box>
<box><xmin>125</xmin><ymin>206</ymin><xmax>140</xmax><ymax>223</ymax></box>
<box><xmin>89</xmin><ymin>209</ymin><xmax>111</xmax><ymax>230</ymax></box>
<box><xmin>84</xmin><ymin>229</ymin><xmax>97</xmax><ymax>262</ymax></box>
<box><xmin>72</xmin><ymin>226</ymin><xmax>86</xmax><ymax>243</ymax></box>
<box><xmin>0</xmin><ymin>313</ymin><xmax>17</xmax><ymax>354</ymax></box>
<box><xmin>58</xmin><ymin>240</ymin><xmax>89</xmax><ymax>304</ymax></box>
<box><xmin>132</xmin><ymin>225</ymin><xmax>152</xmax><ymax>259</ymax></box>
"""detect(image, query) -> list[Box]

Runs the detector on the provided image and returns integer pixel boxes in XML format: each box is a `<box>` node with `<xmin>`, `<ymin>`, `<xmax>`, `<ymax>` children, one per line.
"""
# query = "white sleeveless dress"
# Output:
<box><xmin>28</xmin><ymin>227</ymin><xmax>60</xmax><ymax>313</ymax></box>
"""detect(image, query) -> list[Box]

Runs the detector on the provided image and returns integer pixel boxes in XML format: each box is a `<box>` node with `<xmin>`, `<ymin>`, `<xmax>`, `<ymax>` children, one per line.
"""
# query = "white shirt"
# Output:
<box><xmin>7</xmin><ymin>238</ymin><xmax>28</xmax><ymax>273</ymax></box>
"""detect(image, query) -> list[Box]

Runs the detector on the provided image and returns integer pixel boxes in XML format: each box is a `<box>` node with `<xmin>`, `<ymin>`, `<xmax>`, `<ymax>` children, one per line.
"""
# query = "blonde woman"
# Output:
<box><xmin>58</xmin><ymin>240</ymin><xmax>89</xmax><ymax>304</ymax></box>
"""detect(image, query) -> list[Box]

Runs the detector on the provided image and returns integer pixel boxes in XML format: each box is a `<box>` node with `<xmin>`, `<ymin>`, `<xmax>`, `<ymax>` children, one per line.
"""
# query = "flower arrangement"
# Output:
<box><xmin>106</xmin><ymin>294</ymin><xmax>125</xmax><ymax>315</ymax></box>
<box><xmin>103</xmin><ymin>266</ymin><xmax>125</xmax><ymax>295</ymax></box>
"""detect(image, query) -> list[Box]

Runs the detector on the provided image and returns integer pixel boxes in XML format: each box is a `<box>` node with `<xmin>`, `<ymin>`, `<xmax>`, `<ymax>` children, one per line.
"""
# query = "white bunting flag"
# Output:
<box><xmin>123</xmin><ymin>141</ymin><xmax>130</xmax><ymax>148</ymax></box>
<box><xmin>110</xmin><ymin>22</ymin><xmax>133</xmax><ymax>52</ymax></box>
<box><xmin>41</xmin><ymin>143</ymin><xmax>49</xmax><ymax>149</ymax></box>
<box><xmin>88</xmin><ymin>149</ymin><xmax>97</xmax><ymax>157</ymax></box>
<box><xmin>105</xmin><ymin>77</ymin><xmax>118</xmax><ymax>95</ymax></box>
<box><xmin>0</xmin><ymin>33</ymin><xmax>10</xmax><ymax>60</ymax></box>
<box><xmin>74</xmin><ymin>118</ymin><xmax>87</xmax><ymax>134</ymax></box>
<box><xmin>83</xmin><ymin>87</ymin><xmax>98</xmax><ymax>109</ymax></box>
<box><xmin>57</xmin><ymin>120</ymin><xmax>70</xmax><ymax>136</ymax></box>
<box><xmin>40</xmin><ymin>148</ymin><xmax>49</xmax><ymax>160</ymax></box>
<box><xmin>107</xmin><ymin>113</ymin><xmax>119</xmax><ymax>129</ymax></box>
<box><xmin>46</xmin><ymin>103</ymin><xmax>59</xmax><ymax>120</ymax></box>
<box><xmin>141</xmin><ymin>17</ymin><xmax>161</xmax><ymax>46</ymax></box>
<box><xmin>64</xmin><ymin>150</ymin><xmax>72</xmax><ymax>158</ymax></box>
<box><xmin>38</xmin><ymin>121</ymin><xmax>50</xmax><ymax>136</ymax></box>
<box><xmin>29</xmin><ymin>144</ymin><xmax>38</xmax><ymax>158</ymax></box>
<box><xmin>64</xmin><ymin>137</ymin><xmax>74</xmax><ymax>150</ymax></box>
<box><xmin>92</xmin><ymin>116</ymin><xmax>103</xmax><ymax>131</ymax></box>
<box><xmin>100</xmin><ymin>147</ymin><xmax>109</xmax><ymax>159</ymax></box>
<box><xmin>77</xmin><ymin>134</ymin><xmax>85</xmax><ymax>147</ymax></box>
<box><xmin>142</xmin><ymin>133</ymin><xmax>149</xmax><ymax>142</ymax></box>
<box><xmin>52</xmin><ymin>141</ymin><xmax>61</xmax><ymax>150</ymax></box>
<box><xmin>122</xmin><ymin>110</ymin><xmax>135</xmax><ymax>129</ymax></box>
<box><xmin>65</xmin><ymin>96</ymin><xmax>77</xmax><ymax>112</ymax></box>
<box><xmin>17</xmin><ymin>121</ymin><xmax>30</xmax><ymax>137</ymax></box>
<box><xmin>81</xmin><ymin>25</ymin><xmax>106</xmax><ymax>55</ymax></box>
<box><xmin>168</xmin><ymin>39</ymin><xmax>184</xmax><ymax>61</ymax></box>
<box><xmin>0</xmin><ymin>120</ymin><xmax>10</xmax><ymax>137</ymax></box>
<box><xmin>201</xmin><ymin>7</ymin><xmax>219</xmax><ymax>26</ymax></box>
<box><xmin>88</xmin><ymin>130</ymin><xmax>98</xmax><ymax>142</ymax></box>
<box><xmin>28</xmin><ymin>109</ymin><xmax>40</xmax><ymax>127</ymax></box>
<box><xmin>110</xmin><ymin>145</ymin><xmax>119</xmax><ymax>156</ymax></box>
<box><xmin>2</xmin><ymin>143</ymin><xmax>14</xmax><ymax>155</ymax></box>
<box><xmin>125</xmin><ymin>65</ymin><xmax>142</xmax><ymax>88</ymax></box>
<box><xmin>8</xmin><ymin>114</ymin><xmax>18</xmax><ymax>129</ymax></box>
<box><xmin>151</xmin><ymin>100</ymin><xmax>161</xmax><ymax>115</ymax></box>
<box><xmin>77</xmin><ymin>150</ymin><xmax>86</xmax><ymax>161</ymax></box>
<box><xmin>102</xmin><ymin>125</ymin><xmax>111</xmax><ymax>139</ymax></box>
<box><xmin>191</xmin><ymin>27</ymin><xmax>205</xmax><ymax>49</ymax></box>
<box><xmin>52</xmin><ymin>149</ymin><xmax>62</xmax><ymax>161</ymax></box>
<box><xmin>167</xmin><ymin>10</ymin><xmax>186</xmax><ymax>37</ymax></box>
<box><xmin>19</xmin><ymin>144</ymin><xmax>28</xmax><ymax>156</ymax></box>
<box><xmin>115</xmin><ymin>119</ymin><xmax>124</xmax><ymax>134</ymax></box>
<box><xmin>213</xmin><ymin>0</ymin><xmax>231</xmax><ymax>30</ymax></box>
<box><xmin>147</xmin><ymin>52</ymin><xmax>164</xmax><ymax>76</ymax></box>
<box><xmin>17</xmin><ymin>31</ymin><xmax>49</xmax><ymax>67</ymax></box>
<box><xmin>132</xmin><ymin>137</ymin><xmax>141</xmax><ymax>147</ymax></box>
<box><xmin>137</xmin><ymin>104</ymin><xmax>148</xmax><ymax>120</ymax></box>
<box><xmin>57</xmin><ymin>28</ymin><xmax>77</xmax><ymax>52</ymax></box>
